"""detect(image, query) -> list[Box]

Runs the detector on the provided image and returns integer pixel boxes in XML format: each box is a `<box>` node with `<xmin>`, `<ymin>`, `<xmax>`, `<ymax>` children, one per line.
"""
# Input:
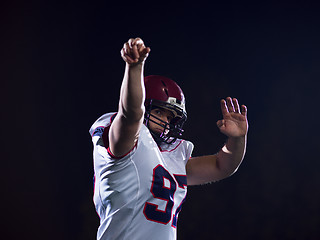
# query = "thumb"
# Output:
<box><xmin>216</xmin><ymin>119</ymin><xmax>225</xmax><ymax>128</ymax></box>
<box><xmin>140</xmin><ymin>47</ymin><xmax>151</xmax><ymax>58</ymax></box>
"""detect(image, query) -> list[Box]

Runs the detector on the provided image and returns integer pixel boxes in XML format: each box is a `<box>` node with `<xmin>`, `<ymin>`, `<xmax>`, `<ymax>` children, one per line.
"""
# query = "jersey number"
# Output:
<box><xmin>143</xmin><ymin>165</ymin><xmax>187</xmax><ymax>227</ymax></box>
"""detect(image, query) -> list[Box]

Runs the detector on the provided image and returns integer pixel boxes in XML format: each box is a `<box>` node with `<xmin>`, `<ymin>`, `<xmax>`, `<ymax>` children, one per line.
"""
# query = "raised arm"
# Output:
<box><xmin>186</xmin><ymin>97</ymin><xmax>248</xmax><ymax>185</ymax></box>
<box><xmin>108</xmin><ymin>38</ymin><xmax>151</xmax><ymax>157</ymax></box>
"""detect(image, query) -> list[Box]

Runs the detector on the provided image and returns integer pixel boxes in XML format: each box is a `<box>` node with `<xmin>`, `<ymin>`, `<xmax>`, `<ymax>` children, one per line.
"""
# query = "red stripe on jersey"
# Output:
<box><xmin>106</xmin><ymin>141</ymin><xmax>137</xmax><ymax>159</ymax></box>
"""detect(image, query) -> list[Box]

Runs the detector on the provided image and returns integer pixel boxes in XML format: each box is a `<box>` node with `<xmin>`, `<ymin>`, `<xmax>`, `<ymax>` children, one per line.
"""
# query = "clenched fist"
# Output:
<box><xmin>121</xmin><ymin>38</ymin><xmax>151</xmax><ymax>65</ymax></box>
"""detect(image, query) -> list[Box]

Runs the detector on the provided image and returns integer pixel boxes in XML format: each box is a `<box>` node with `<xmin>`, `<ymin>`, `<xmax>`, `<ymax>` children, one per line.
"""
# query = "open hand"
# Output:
<box><xmin>121</xmin><ymin>38</ymin><xmax>151</xmax><ymax>65</ymax></box>
<box><xmin>217</xmin><ymin>97</ymin><xmax>248</xmax><ymax>138</ymax></box>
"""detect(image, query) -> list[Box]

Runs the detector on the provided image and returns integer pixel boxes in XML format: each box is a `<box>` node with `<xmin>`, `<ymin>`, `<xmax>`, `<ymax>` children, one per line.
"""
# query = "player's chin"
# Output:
<box><xmin>153</xmin><ymin>128</ymin><xmax>164</xmax><ymax>135</ymax></box>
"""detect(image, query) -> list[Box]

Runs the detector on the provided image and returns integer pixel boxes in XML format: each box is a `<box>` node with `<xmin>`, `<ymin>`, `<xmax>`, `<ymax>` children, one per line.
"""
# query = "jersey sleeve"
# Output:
<box><xmin>89</xmin><ymin>113</ymin><xmax>116</xmax><ymax>137</ymax></box>
<box><xmin>89</xmin><ymin>112</ymin><xmax>138</xmax><ymax>160</ymax></box>
<box><xmin>184</xmin><ymin>140</ymin><xmax>194</xmax><ymax>160</ymax></box>
<box><xmin>89</xmin><ymin>112</ymin><xmax>117</xmax><ymax>149</ymax></box>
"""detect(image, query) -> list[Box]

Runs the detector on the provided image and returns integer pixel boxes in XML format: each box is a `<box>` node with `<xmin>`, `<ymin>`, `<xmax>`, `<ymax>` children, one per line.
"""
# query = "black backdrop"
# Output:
<box><xmin>2</xmin><ymin>1</ymin><xmax>320</xmax><ymax>239</ymax></box>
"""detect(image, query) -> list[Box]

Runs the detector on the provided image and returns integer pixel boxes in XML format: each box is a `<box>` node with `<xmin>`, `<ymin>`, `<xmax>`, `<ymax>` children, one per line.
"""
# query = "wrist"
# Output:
<box><xmin>126</xmin><ymin>61</ymin><xmax>145</xmax><ymax>69</ymax></box>
<box><xmin>225</xmin><ymin>135</ymin><xmax>247</xmax><ymax>151</ymax></box>
<box><xmin>228</xmin><ymin>134</ymin><xmax>247</xmax><ymax>140</ymax></box>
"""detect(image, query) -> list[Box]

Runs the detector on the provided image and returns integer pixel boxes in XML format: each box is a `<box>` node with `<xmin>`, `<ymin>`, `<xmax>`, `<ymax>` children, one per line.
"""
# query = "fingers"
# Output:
<box><xmin>241</xmin><ymin>104</ymin><xmax>247</xmax><ymax>117</ymax></box>
<box><xmin>130</xmin><ymin>38</ymin><xmax>142</xmax><ymax>59</ymax></box>
<box><xmin>121</xmin><ymin>42</ymin><xmax>135</xmax><ymax>63</ymax></box>
<box><xmin>221</xmin><ymin>97</ymin><xmax>247</xmax><ymax>115</ymax></box>
<box><xmin>220</xmin><ymin>97</ymin><xmax>235</xmax><ymax>115</ymax></box>
<box><xmin>122</xmin><ymin>40</ymin><xmax>138</xmax><ymax>63</ymax></box>
<box><xmin>220</xmin><ymin>99</ymin><xmax>229</xmax><ymax>115</ymax></box>
<box><xmin>226</xmin><ymin>97</ymin><xmax>235</xmax><ymax>113</ymax></box>
<box><xmin>121</xmin><ymin>37</ymin><xmax>150</xmax><ymax>64</ymax></box>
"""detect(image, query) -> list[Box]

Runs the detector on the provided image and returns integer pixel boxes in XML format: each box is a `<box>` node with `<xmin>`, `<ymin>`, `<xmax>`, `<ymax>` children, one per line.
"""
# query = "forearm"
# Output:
<box><xmin>118</xmin><ymin>62</ymin><xmax>145</xmax><ymax>121</ymax></box>
<box><xmin>216</xmin><ymin>135</ymin><xmax>247</xmax><ymax>176</ymax></box>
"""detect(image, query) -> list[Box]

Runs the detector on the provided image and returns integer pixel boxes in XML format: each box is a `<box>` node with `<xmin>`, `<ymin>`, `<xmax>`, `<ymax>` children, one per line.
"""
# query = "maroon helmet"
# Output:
<box><xmin>144</xmin><ymin>75</ymin><xmax>187</xmax><ymax>144</ymax></box>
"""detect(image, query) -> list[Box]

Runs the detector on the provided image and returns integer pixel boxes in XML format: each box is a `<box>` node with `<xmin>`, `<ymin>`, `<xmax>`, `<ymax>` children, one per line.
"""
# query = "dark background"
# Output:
<box><xmin>2</xmin><ymin>1</ymin><xmax>320</xmax><ymax>239</ymax></box>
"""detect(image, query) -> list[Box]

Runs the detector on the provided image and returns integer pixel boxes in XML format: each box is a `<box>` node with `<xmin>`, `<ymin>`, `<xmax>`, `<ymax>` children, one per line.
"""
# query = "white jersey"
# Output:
<box><xmin>89</xmin><ymin>113</ymin><xmax>194</xmax><ymax>240</ymax></box>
